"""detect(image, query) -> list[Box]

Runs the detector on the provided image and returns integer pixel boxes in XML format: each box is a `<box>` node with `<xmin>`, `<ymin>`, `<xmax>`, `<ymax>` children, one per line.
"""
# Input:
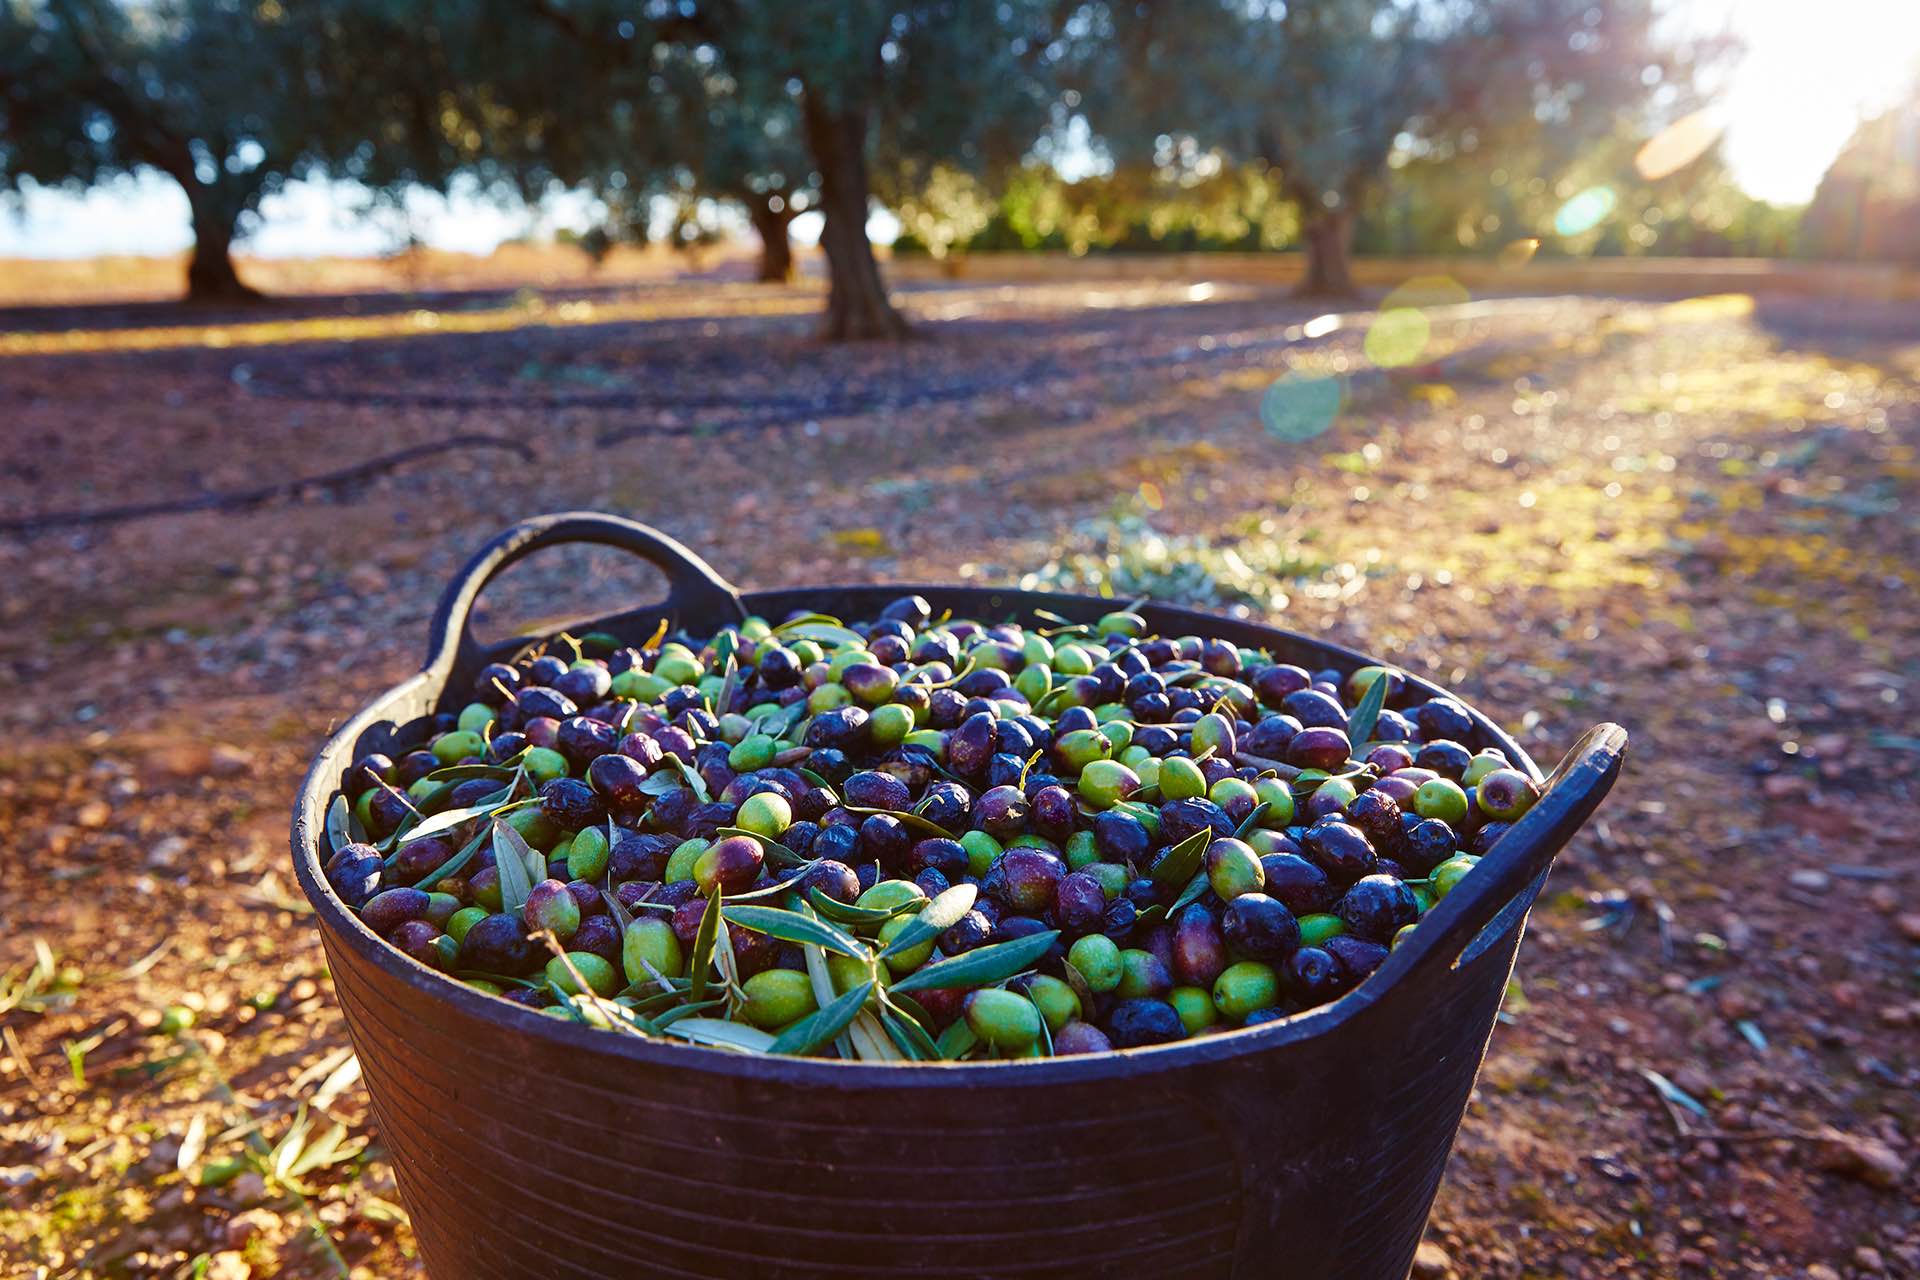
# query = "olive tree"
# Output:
<box><xmin>0</xmin><ymin>0</ymin><xmax>337</xmax><ymax>300</ymax></box>
<box><xmin>1085</xmin><ymin>0</ymin><xmax>1710</xmax><ymax>295</ymax></box>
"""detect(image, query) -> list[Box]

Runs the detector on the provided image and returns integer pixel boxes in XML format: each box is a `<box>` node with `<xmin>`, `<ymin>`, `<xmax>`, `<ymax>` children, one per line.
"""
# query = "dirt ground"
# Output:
<box><xmin>0</xmin><ymin>263</ymin><xmax>1916</xmax><ymax>1279</ymax></box>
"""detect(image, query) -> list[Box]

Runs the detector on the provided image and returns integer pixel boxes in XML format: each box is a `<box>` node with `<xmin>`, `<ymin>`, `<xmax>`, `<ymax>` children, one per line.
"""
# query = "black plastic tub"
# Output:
<box><xmin>290</xmin><ymin>512</ymin><xmax>1626</xmax><ymax>1280</ymax></box>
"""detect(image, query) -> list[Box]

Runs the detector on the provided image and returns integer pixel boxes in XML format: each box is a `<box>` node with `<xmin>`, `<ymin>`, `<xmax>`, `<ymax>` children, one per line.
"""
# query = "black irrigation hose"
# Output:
<box><xmin>0</xmin><ymin>434</ymin><xmax>535</xmax><ymax>537</ymax></box>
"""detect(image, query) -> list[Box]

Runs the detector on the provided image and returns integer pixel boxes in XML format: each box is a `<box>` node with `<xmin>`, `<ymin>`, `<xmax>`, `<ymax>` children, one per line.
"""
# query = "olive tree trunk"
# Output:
<box><xmin>1297</xmin><ymin>207</ymin><xmax>1357</xmax><ymax>298</ymax></box>
<box><xmin>801</xmin><ymin>90</ymin><xmax>910</xmax><ymax>341</ymax></box>
<box><xmin>745</xmin><ymin>194</ymin><xmax>796</xmax><ymax>284</ymax></box>
<box><xmin>184</xmin><ymin>186</ymin><xmax>262</xmax><ymax>302</ymax></box>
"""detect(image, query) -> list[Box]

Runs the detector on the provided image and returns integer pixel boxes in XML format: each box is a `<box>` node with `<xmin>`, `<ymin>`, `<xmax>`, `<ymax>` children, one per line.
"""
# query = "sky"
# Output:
<box><xmin>2</xmin><ymin>0</ymin><xmax>1916</xmax><ymax>261</ymax></box>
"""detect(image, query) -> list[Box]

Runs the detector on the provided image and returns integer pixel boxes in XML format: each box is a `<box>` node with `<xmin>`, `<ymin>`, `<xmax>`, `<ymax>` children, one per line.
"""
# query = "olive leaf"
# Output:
<box><xmin>936</xmin><ymin>1021</ymin><xmax>979</xmax><ymax>1060</ymax></box>
<box><xmin>324</xmin><ymin>795</ymin><xmax>354</xmax><ymax>856</ymax></box>
<box><xmin>843</xmin><ymin>805</ymin><xmax>956</xmax><ymax>841</ymax></box>
<box><xmin>1232</xmin><ymin>802</ymin><xmax>1271</xmax><ymax>840</ymax></box>
<box><xmin>878</xmin><ymin>1004</ymin><xmax>938</xmax><ymax>1061</ymax></box>
<box><xmin>778</xmin><ymin>621</ymin><xmax>866</xmax><ymax>649</ymax></box>
<box><xmin>807</xmin><ymin>887</ymin><xmax>915</xmax><ymax>927</ymax></box>
<box><xmin>891</xmin><ymin>930</ymin><xmax>1060</xmax><ymax>993</ymax></box>
<box><xmin>422</xmin><ymin>763</ymin><xmax>516</xmax><ymax>785</ymax></box>
<box><xmin>884</xmin><ymin>991</ymin><xmax>941</xmax><ymax>1038</ymax></box>
<box><xmin>412</xmin><ymin>825</ymin><xmax>491</xmax><ymax>892</ymax></box>
<box><xmin>397</xmin><ymin>791</ymin><xmax>531</xmax><ymax>846</ymax></box>
<box><xmin>875</xmin><ymin>884</ymin><xmax>978</xmax><ymax>961</ymax></box>
<box><xmin>412</xmin><ymin>779</ymin><xmax>465</xmax><ymax>816</ymax></box>
<box><xmin>638</xmin><ymin>771</ymin><xmax>686</xmax><ymax>798</ymax></box>
<box><xmin>846</xmin><ymin>1009</ymin><xmax>902</xmax><ymax>1062</ymax></box>
<box><xmin>1168</xmin><ymin>871</ymin><xmax>1210</xmax><ymax>917</ymax></box>
<box><xmin>659</xmin><ymin>1017</ymin><xmax>776</xmax><ymax>1054</ymax></box>
<box><xmin>769</xmin><ymin>981</ymin><xmax>873</xmax><ymax>1057</ymax></box>
<box><xmin>490</xmin><ymin>819</ymin><xmax>537</xmax><ymax>916</ymax></box>
<box><xmin>711</xmin><ymin>650</ymin><xmax>740</xmax><ymax>720</ymax></box>
<box><xmin>721</xmin><ymin>905</ymin><xmax>867</xmax><ymax>959</ymax></box>
<box><xmin>725</xmin><ymin>874</ymin><xmax>813</xmax><ymax>903</ymax></box>
<box><xmin>1059</xmin><ymin>958</ymin><xmax>1096</xmax><ymax>1013</ymax></box>
<box><xmin>652</xmin><ymin>998</ymin><xmax>730</xmax><ymax>1029</ymax></box>
<box><xmin>674</xmin><ymin>758</ymin><xmax>711</xmax><ymax>803</ymax></box>
<box><xmin>1345</xmin><ymin>669</ymin><xmax>1391</xmax><ymax>748</ymax></box>
<box><xmin>602</xmin><ymin>888</ymin><xmax>634</xmax><ymax>933</ymax></box>
<box><xmin>687</xmin><ymin>886</ymin><xmax>723</xmax><ymax>1005</ymax></box>
<box><xmin>1149</xmin><ymin>828</ymin><xmax>1211</xmax><ymax>894</ymax></box>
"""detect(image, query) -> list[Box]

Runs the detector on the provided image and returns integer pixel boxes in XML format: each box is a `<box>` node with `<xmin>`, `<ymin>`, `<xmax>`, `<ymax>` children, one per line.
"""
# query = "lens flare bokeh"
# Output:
<box><xmin>1553</xmin><ymin>186</ymin><xmax>1618</xmax><ymax>237</ymax></box>
<box><xmin>1261</xmin><ymin>371</ymin><xmax>1345</xmax><ymax>442</ymax></box>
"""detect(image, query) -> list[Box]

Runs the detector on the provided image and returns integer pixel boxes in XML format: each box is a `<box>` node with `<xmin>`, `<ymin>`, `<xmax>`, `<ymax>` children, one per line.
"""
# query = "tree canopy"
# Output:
<box><xmin>1</xmin><ymin>0</ymin><xmax>338</xmax><ymax>298</ymax></box>
<box><xmin>2</xmin><ymin>0</ymin><xmax>1763</xmax><ymax>325</ymax></box>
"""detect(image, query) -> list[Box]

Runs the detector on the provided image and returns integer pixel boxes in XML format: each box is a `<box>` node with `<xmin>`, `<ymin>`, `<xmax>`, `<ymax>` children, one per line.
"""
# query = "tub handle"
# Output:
<box><xmin>1381</xmin><ymin>721</ymin><xmax>1628</xmax><ymax>985</ymax></box>
<box><xmin>423</xmin><ymin>511</ymin><xmax>747</xmax><ymax>676</ymax></box>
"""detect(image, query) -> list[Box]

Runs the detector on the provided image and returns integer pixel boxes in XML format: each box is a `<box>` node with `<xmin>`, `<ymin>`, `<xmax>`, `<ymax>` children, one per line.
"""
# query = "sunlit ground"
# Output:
<box><xmin>1</xmin><ymin>268</ymin><xmax>1917</xmax><ymax>1279</ymax></box>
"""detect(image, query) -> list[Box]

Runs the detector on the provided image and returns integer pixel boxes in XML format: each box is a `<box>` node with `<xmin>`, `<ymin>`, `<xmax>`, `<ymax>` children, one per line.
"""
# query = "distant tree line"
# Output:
<box><xmin>2</xmin><ymin>0</ymin><xmax>1883</xmax><ymax>339</ymax></box>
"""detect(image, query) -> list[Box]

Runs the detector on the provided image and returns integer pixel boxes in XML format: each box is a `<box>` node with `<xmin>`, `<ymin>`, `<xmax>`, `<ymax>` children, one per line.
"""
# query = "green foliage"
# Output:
<box><xmin>0</xmin><ymin>0</ymin><xmax>340</xmax><ymax>293</ymax></box>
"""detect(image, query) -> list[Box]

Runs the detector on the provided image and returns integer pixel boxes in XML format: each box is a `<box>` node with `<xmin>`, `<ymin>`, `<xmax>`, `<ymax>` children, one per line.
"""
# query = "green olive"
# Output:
<box><xmin>1251</xmin><ymin>777</ymin><xmax>1296</xmax><ymax>827</ymax></box>
<box><xmin>868</xmin><ymin>703</ymin><xmax>915</xmax><ymax>746</ymax></box>
<box><xmin>1055</xmin><ymin>728</ymin><xmax>1112</xmax><ymax>772</ymax></box>
<box><xmin>1083</xmin><ymin>862</ymin><xmax>1129</xmax><ymax>901</ymax></box>
<box><xmin>1190</xmin><ymin>712</ymin><xmax>1235</xmax><ymax>760</ymax></box>
<box><xmin>1462</xmin><ymin>749</ymin><xmax>1510</xmax><ymax>789</ymax></box>
<box><xmin>1171</xmin><ymin>985</ymin><xmax>1219</xmax><ymax>1034</ymax></box>
<box><xmin>903</xmin><ymin>728</ymin><xmax>949</xmax><ymax>758</ymax></box>
<box><xmin>735</xmin><ymin>793</ymin><xmax>792</xmax><ymax>839</ymax></box>
<box><xmin>959</xmin><ymin>831</ymin><xmax>1003</xmax><ymax>878</ymax></box>
<box><xmin>1014</xmin><ymin>664</ymin><xmax>1054</xmax><ymax>704</ymax></box>
<box><xmin>504</xmin><ymin>806</ymin><xmax>559</xmax><ymax>851</ymax></box>
<box><xmin>521</xmin><ymin>746</ymin><xmax>570</xmax><ymax>786</ymax></box>
<box><xmin>1067</xmin><ymin>934</ymin><xmax>1123</xmax><ymax>992</ymax></box>
<box><xmin>1314</xmin><ymin>776</ymin><xmax>1358</xmax><ymax>813</ymax></box>
<box><xmin>1019</xmin><ymin>974</ymin><xmax>1081</xmax><ymax>1032</ymax></box>
<box><xmin>1415</xmin><ymin>778</ymin><xmax>1470</xmax><ymax>825</ymax></box>
<box><xmin>1431</xmin><ymin>855</ymin><xmax>1479</xmax><ymax>899</ymax></box>
<box><xmin>1209</xmin><ymin>776</ymin><xmax>1258</xmax><ymax>812</ymax></box>
<box><xmin>663</xmin><ymin>838</ymin><xmax>707</xmax><ymax>884</ymax></box>
<box><xmin>728</xmin><ymin>733</ymin><xmax>778</xmax><ymax>771</ymax></box>
<box><xmin>1078</xmin><ymin>759</ymin><xmax>1141</xmax><ymax>810</ymax></box>
<box><xmin>807</xmin><ymin>683</ymin><xmax>853</xmax><ymax>713</ymax></box>
<box><xmin>1159</xmin><ymin>756</ymin><xmax>1207</xmax><ymax>802</ymax></box>
<box><xmin>621</xmin><ymin>917</ymin><xmax>684</xmax><ymax>985</ymax></box>
<box><xmin>456</xmin><ymin>702</ymin><xmax>496</xmax><ymax>735</ymax></box>
<box><xmin>546</xmin><ymin>952</ymin><xmax>619</xmax><ymax>998</ymax></box>
<box><xmin>1212</xmin><ymin>961</ymin><xmax>1280</xmax><ymax>1021</ymax></box>
<box><xmin>1064</xmin><ymin>830</ymin><xmax>1100</xmax><ymax>870</ymax></box>
<box><xmin>877</xmin><ymin>914</ymin><xmax>935</xmax><ymax>973</ymax></box>
<box><xmin>741</xmin><ymin>969</ymin><xmax>818</xmax><ymax>1029</ymax></box>
<box><xmin>652</xmin><ymin>651</ymin><xmax>705</xmax><ymax>686</ymax></box>
<box><xmin>964</xmin><ymin>988</ymin><xmax>1043</xmax><ymax>1051</ymax></box>
<box><xmin>611</xmin><ymin>670</ymin><xmax>673</xmax><ymax>702</ymax></box>
<box><xmin>855</xmin><ymin>879</ymin><xmax>928</xmax><ymax>916</ymax></box>
<box><xmin>431</xmin><ymin>729</ymin><xmax>487</xmax><ymax>765</ymax></box>
<box><xmin>566</xmin><ymin>827</ymin><xmax>610</xmax><ymax>882</ymax></box>
<box><xmin>1205</xmin><ymin>838</ymin><xmax>1265</xmax><ymax>901</ymax></box>
<box><xmin>446</xmin><ymin>906</ymin><xmax>488</xmax><ymax>944</ymax></box>
<box><xmin>1298</xmin><ymin>913</ymin><xmax>1346</xmax><ymax>946</ymax></box>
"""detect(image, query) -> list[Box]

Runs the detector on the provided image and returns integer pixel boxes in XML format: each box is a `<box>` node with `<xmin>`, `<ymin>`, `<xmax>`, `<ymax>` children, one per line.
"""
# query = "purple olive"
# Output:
<box><xmin>361</xmin><ymin>887</ymin><xmax>429</xmax><ymax>935</ymax></box>
<box><xmin>995</xmin><ymin>847</ymin><xmax>1066</xmax><ymax>913</ymax></box>
<box><xmin>1171</xmin><ymin>901</ymin><xmax>1229</xmax><ymax>987</ymax></box>
<box><xmin>1287</xmin><ymin>727</ymin><xmax>1352</xmax><ymax>772</ymax></box>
